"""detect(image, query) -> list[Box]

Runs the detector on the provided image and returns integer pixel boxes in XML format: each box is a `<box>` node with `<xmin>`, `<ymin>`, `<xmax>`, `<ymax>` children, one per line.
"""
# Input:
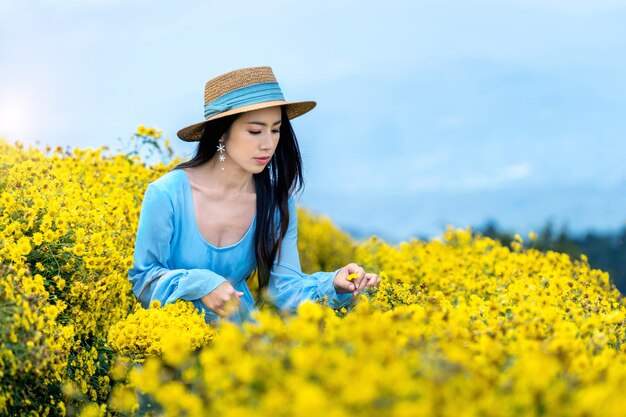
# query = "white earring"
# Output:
<box><xmin>217</xmin><ymin>137</ymin><xmax>226</xmax><ymax>171</ymax></box>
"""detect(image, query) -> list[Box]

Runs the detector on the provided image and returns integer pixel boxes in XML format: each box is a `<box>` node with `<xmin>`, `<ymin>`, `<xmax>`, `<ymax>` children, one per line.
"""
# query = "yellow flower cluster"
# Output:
<box><xmin>136</xmin><ymin>125</ymin><xmax>162</xmax><ymax>139</ymax></box>
<box><xmin>114</xmin><ymin>227</ymin><xmax>626</xmax><ymax>417</ymax></box>
<box><xmin>115</xmin><ymin>125</ymin><xmax>174</xmax><ymax>168</ymax></box>
<box><xmin>0</xmin><ymin>137</ymin><xmax>180</xmax><ymax>415</ymax></box>
<box><xmin>107</xmin><ymin>300</ymin><xmax>216</xmax><ymax>364</ymax></box>
<box><xmin>0</xmin><ymin>264</ymin><xmax>74</xmax><ymax>416</ymax></box>
<box><xmin>3</xmin><ymin>137</ymin><xmax>626</xmax><ymax>417</ymax></box>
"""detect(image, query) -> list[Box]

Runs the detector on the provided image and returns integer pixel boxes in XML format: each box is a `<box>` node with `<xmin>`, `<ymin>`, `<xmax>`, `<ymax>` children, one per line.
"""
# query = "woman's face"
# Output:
<box><xmin>221</xmin><ymin>106</ymin><xmax>282</xmax><ymax>174</ymax></box>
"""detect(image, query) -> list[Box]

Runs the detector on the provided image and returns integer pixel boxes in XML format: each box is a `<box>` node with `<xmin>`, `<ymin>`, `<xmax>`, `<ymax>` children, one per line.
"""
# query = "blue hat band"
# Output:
<box><xmin>204</xmin><ymin>82</ymin><xmax>285</xmax><ymax>119</ymax></box>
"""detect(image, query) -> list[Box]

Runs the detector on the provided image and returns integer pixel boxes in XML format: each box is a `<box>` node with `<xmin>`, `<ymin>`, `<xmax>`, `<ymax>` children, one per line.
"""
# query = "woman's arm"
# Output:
<box><xmin>128</xmin><ymin>183</ymin><xmax>227</xmax><ymax>308</ymax></box>
<box><xmin>267</xmin><ymin>195</ymin><xmax>355</xmax><ymax>312</ymax></box>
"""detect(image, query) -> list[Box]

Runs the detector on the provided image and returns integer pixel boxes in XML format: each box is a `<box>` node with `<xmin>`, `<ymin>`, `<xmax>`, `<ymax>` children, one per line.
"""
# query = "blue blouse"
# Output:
<box><xmin>128</xmin><ymin>168</ymin><xmax>354</xmax><ymax>326</ymax></box>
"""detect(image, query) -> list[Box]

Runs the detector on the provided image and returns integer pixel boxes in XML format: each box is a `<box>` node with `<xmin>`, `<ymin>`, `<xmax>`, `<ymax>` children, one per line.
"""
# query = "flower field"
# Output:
<box><xmin>1</xmin><ymin>136</ymin><xmax>625</xmax><ymax>417</ymax></box>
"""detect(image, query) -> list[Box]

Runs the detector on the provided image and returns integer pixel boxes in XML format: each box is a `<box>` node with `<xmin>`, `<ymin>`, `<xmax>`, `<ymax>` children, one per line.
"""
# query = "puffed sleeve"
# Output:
<box><xmin>267</xmin><ymin>195</ymin><xmax>354</xmax><ymax>312</ymax></box>
<box><xmin>128</xmin><ymin>182</ymin><xmax>227</xmax><ymax>309</ymax></box>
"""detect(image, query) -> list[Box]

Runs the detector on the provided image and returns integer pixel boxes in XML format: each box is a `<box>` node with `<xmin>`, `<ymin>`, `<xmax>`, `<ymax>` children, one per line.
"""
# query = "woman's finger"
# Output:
<box><xmin>352</xmin><ymin>267</ymin><xmax>367</xmax><ymax>293</ymax></box>
<box><xmin>347</xmin><ymin>262</ymin><xmax>360</xmax><ymax>271</ymax></box>
<box><xmin>363</xmin><ymin>273</ymin><xmax>379</xmax><ymax>289</ymax></box>
<box><xmin>339</xmin><ymin>275</ymin><xmax>356</xmax><ymax>293</ymax></box>
<box><xmin>223</xmin><ymin>296</ymin><xmax>241</xmax><ymax>316</ymax></box>
<box><xmin>357</xmin><ymin>274</ymin><xmax>371</xmax><ymax>292</ymax></box>
<box><xmin>334</xmin><ymin>268</ymin><xmax>356</xmax><ymax>294</ymax></box>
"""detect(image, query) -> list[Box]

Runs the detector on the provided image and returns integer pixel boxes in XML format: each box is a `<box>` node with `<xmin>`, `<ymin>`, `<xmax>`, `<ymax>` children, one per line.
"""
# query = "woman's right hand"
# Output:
<box><xmin>334</xmin><ymin>263</ymin><xmax>380</xmax><ymax>296</ymax></box>
<box><xmin>200</xmin><ymin>281</ymin><xmax>244</xmax><ymax>317</ymax></box>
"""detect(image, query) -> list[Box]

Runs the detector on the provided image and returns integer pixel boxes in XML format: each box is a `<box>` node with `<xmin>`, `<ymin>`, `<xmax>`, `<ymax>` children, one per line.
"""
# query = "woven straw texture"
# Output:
<box><xmin>204</xmin><ymin>67</ymin><xmax>277</xmax><ymax>104</ymax></box>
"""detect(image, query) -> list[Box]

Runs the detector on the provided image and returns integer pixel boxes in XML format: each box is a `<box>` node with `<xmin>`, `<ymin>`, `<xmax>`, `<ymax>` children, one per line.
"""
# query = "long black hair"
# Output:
<box><xmin>172</xmin><ymin>106</ymin><xmax>304</xmax><ymax>304</ymax></box>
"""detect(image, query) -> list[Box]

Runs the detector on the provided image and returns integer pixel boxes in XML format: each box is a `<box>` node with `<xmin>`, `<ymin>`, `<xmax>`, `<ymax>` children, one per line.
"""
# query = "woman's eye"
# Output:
<box><xmin>248</xmin><ymin>130</ymin><xmax>279</xmax><ymax>135</ymax></box>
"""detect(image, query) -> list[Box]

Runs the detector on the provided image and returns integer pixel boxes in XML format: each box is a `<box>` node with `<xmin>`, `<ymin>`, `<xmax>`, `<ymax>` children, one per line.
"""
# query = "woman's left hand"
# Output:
<box><xmin>334</xmin><ymin>262</ymin><xmax>381</xmax><ymax>297</ymax></box>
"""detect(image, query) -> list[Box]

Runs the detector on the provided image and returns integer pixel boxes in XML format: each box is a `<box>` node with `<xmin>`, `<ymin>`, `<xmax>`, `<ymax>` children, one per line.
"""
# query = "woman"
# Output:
<box><xmin>128</xmin><ymin>66</ymin><xmax>380</xmax><ymax>325</ymax></box>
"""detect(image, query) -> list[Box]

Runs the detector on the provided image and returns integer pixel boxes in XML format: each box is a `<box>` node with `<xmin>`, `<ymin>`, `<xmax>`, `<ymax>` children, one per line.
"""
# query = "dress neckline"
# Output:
<box><xmin>178</xmin><ymin>168</ymin><xmax>256</xmax><ymax>251</ymax></box>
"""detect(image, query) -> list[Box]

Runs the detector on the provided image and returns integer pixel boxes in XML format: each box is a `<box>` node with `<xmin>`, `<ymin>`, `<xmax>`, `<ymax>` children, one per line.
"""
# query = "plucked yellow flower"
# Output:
<box><xmin>346</xmin><ymin>272</ymin><xmax>358</xmax><ymax>281</ymax></box>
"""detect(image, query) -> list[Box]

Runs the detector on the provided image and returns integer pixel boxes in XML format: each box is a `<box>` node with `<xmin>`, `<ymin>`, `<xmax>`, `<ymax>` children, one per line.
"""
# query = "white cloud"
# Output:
<box><xmin>456</xmin><ymin>162</ymin><xmax>532</xmax><ymax>191</ymax></box>
<box><xmin>408</xmin><ymin>162</ymin><xmax>533</xmax><ymax>192</ymax></box>
<box><xmin>503</xmin><ymin>162</ymin><xmax>532</xmax><ymax>180</ymax></box>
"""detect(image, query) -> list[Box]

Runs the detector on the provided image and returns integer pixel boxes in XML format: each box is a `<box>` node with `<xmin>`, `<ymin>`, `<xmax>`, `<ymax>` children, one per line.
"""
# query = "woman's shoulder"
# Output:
<box><xmin>148</xmin><ymin>168</ymin><xmax>186</xmax><ymax>193</ymax></box>
<box><xmin>142</xmin><ymin>169</ymin><xmax>187</xmax><ymax>208</ymax></box>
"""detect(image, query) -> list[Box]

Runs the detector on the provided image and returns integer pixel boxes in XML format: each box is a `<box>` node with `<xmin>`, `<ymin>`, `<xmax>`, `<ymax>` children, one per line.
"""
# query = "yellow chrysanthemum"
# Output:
<box><xmin>346</xmin><ymin>272</ymin><xmax>359</xmax><ymax>281</ymax></box>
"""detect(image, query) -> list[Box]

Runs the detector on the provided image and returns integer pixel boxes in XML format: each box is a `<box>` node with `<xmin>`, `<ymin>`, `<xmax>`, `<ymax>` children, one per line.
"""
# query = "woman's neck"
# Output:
<box><xmin>195</xmin><ymin>157</ymin><xmax>255</xmax><ymax>194</ymax></box>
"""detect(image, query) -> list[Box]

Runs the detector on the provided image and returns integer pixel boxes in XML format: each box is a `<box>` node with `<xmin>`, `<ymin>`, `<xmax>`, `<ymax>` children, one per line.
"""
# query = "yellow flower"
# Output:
<box><xmin>44</xmin><ymin>229</ymin><xmax>55</xmax><ymax>242</ymax></box>
<box><xmin>17</xmin><ymin>236</ymin><xmax>32</xmax><ymax>255</ymax></box>
<box><xmin>72</xmin><ymin>243</ymin><xmax>86</xmax><ymax>257</ymax></box>
<box><xmin>32</xmin><ymin>232</ymin><xmax>44</xmax><ymax>246</ymax></box>
<box><xmin>346</xmin><ymin>272</ymin><xmax>359</xmax><ymax>281</ymax></box>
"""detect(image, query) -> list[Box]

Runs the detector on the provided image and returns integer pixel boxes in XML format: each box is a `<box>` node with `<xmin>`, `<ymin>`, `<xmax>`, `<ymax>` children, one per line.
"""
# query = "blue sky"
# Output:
<box><xmin>1</xmin><ymin>0</ymin><xmax>625</xmax><ymax>241</ymax></box>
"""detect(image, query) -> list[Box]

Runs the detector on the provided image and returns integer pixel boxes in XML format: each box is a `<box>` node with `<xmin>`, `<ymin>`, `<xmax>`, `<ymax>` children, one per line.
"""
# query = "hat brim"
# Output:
<box><xmin>176</xmin><ymin>100</ymin><xmax>316</xmax><ymax>142</ymax></box>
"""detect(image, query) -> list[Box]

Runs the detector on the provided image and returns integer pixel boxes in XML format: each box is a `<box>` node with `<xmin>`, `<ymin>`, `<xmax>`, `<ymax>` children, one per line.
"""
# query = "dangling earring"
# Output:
<box><xmin>217</xmin><ymin>137</ymin><xmax>226</xmax><ymax>171</ymax></box>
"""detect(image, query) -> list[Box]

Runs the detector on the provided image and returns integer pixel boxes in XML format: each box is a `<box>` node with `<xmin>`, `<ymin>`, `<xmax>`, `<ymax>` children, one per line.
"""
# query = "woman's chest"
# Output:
<box><xmin>191</xmin><ymin>187</ymin><xmax>256</xmax><ymax>248</ymax></box>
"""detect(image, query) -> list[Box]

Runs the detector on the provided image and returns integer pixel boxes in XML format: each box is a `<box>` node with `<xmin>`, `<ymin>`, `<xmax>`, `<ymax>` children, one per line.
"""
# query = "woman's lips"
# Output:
<box><xmin>254</xmin><ymin>157</ymin><xmax>270</xmax><ymax>164</ymax></box>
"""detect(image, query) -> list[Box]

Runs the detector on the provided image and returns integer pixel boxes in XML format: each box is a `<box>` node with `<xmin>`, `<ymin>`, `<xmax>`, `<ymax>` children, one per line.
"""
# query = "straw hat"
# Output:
<box><xmin>176</xmin><ymin>66</ymin><xmax>317</xmax><ymax>142</ymax></box>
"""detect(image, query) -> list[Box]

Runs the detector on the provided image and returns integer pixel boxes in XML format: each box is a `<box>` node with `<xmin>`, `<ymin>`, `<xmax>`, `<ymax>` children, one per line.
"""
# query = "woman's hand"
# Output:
<box><xmin>333</xmin><ymin>262</ymin><xmax>381</xmax><ymax>297</ymax></box>
<box><xmin>200</xmin><ymin>281</ymin><xmax>244</xmax><ymax>317</ymax></box>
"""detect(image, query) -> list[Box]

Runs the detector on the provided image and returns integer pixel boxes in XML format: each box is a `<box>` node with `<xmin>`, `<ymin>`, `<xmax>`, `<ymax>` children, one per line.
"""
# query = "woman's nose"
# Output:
<box><xmin>259</xmin><ymin>132</ymin><xmax>273</xmax><ymax>149</ymax></box>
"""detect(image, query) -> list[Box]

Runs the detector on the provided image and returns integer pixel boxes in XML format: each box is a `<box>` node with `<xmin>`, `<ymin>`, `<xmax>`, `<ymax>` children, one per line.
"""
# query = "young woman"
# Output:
<box><xmin>128</xmin><ymin>66</ymin><xmax>380</xmax><ymax>325</ymax></box>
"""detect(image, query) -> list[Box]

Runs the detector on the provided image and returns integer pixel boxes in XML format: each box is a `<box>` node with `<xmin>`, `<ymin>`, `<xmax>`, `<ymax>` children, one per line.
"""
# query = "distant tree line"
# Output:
<box><xmin>477</xmin><ymin>221</ymin><xmax>626</xmax><ymax>295</ymax></box>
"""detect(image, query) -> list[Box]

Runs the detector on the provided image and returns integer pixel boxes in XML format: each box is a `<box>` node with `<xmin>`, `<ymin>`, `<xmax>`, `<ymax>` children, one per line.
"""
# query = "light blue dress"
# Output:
<box><xmin>128</xmin><ymin>168</ymin><xmax>354</xmax><ymax>326</ymax></box>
